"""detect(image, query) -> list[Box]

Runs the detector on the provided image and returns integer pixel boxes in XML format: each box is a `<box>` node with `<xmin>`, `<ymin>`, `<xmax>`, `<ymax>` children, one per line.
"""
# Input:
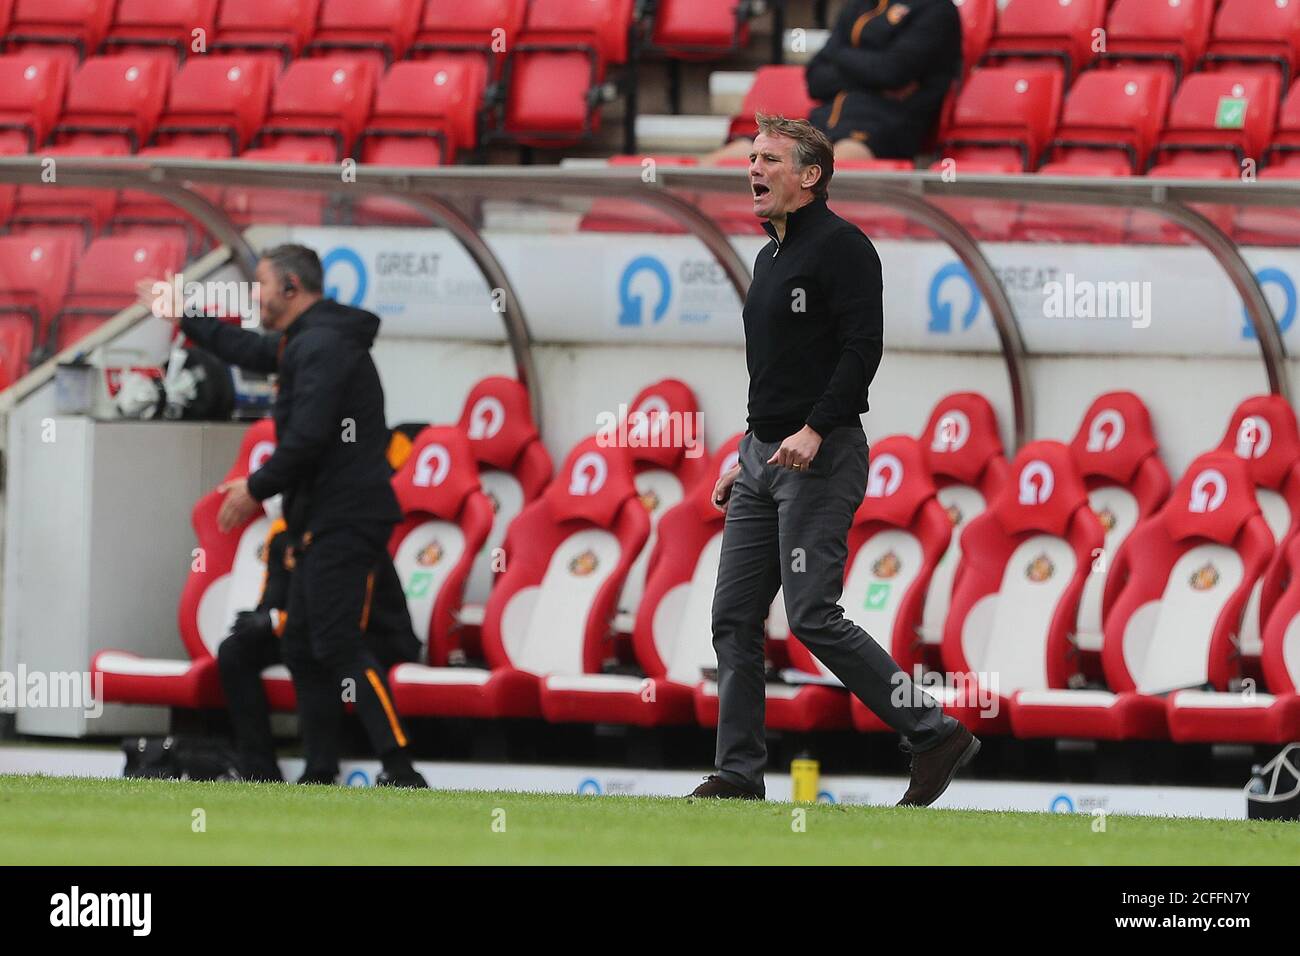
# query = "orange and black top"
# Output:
<box><xmin>806</xmin><ymin>0</ymin><xmax>962</xmax><ymax>159</ymax></box>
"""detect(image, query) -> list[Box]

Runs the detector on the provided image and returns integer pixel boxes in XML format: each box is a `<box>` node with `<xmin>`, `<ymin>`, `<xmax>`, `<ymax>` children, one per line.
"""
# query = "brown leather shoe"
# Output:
<box><xmin>897</xmin><ymin>724</ymin><xmax>980</xmax><ymax>807</ymax></box>
<box><xmin>688</xmin><ymin>774</ymin><xmax>764</xmax><ymax>800</ymax></box>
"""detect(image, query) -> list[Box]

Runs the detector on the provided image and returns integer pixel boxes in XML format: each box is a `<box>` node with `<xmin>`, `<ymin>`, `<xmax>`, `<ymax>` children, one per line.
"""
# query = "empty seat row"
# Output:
<box><xmin>975</xmin><ymin>0</ymin><xmax>1300</xmax><ymax>90</ymax></box>
<box><xmin>0</xmin><ymin>233</ymin><xmax>185</xmax><ymax>388</ymax></box>
<box><xmin>89</xmin><ymin>373</ymin><xmax>1300</xmax><ymax>744</ymax></box>
<box><xmin>0</xmin><ymin>0</ymin><xmax>643</xmax><ymax>151</ymax></box>
<box><xmin>0</xmin><ymin>52</ymin><xmax>479</xmax><ymax>163</ymax></box>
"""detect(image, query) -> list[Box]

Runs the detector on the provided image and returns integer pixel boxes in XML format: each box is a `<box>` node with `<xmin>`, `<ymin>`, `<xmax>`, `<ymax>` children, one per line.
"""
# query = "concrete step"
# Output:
<box><xmin>783</xmin><ymin>28</ymin><xmax>829</xmax><ymax>64</ymax></box>
<box><xmin>709</xmin><ymin>71</ymin><xmax>756</xmax><ymax>116</ymax></box>
<box><xmin>634</xmin><ymin>113</ymin><xmax>730</xmax><ymax>154</ymax></box>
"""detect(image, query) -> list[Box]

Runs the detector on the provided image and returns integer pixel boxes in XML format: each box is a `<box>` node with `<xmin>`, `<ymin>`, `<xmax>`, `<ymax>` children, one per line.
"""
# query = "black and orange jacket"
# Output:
<box><xmin>806</xmin><ymin>0</ymin><xmax>962</xmax><ymax>159</ymax></box>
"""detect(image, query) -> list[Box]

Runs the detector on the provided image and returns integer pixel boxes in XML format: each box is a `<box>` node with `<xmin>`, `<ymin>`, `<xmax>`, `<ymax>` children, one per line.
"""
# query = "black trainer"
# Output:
<box><xmin>687</xmin><ymin>774</ymin><xmax>764</xmax><ymax>800</ymax></box>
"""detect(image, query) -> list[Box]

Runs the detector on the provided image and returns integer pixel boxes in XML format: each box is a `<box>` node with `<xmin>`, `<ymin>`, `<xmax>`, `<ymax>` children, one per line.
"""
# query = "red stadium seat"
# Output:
<box><xmin>982</xmin><ymin>0</ymin><xmax>1107</xmax><ymax>81</ymax></box>
<box><xmin>389</xmin><ymin>435</ymin><xmax>650</xmax><ymax>719</ymax></box>
<box><xmin>578</xmin><ymin>155</ymin><xmax>699</xmax><ymax>234</ymax></box>
<box><xmin>148</xmin><ymin>56</ymin><xmax>274</xmax><ymax>155</ymax></box>
<box><xmin>728</xmin><ymin>65</ymin><xmax>816</xmax><ymax>141</ymax></box>
<box><xmin>1010</xmin><ymin>451</ymin><xmax>1272</xmax><ymax>740</ymax></box>
<box><xmin>616</xmin><ymin>379</ymin><xmax>709</xmax><ymax>626</ymax></box>
<box><xmin>1149</xmin><ymin>71</ymin><xmax>1280</xmax><ymax>176</ymax></box>
<box><xmin>695</xmin><ymin>154</ymin><xmax>768</xmax><ymax>236</ymax></box>
<box><xmin>388</xmin><ymin>426</ymin><xmax>495</xmax><ymax>668</ymax></box>
<box><xmin>455</xmin><ymin>377</ymin><xmax>554</xmax><ymax>634</ymax></box>
<box><xmin>1068</xmin><ymin>393</ymin><xmax>1173</xmax><ymax>657</ymax></box>
<box><xmin>0</xmin><ymin>234</ymin><xmax>76</xmax><ymax>344</ymax></box>
<box><xmin>1023</xmin><ymin>69</ymin><xmax>1169</xmax><ymax>239</ymax></box>
<box><xmin>52</xmin><ymin>55</ymin><xmax>171</xmax><ymax>153</ymax></box>
<box><xmin>953</xmin><ymin>0</ymin><xmax>997</xmax><ymax>76</ymax></box>
<box><xmin>250</xmin><ymin>58</ymin><xmax>378</xmax><ymax>160</ymax></box>
<box><xmin>917</xmin><ymin>393</ymin><xmax>1010</xmax><ymax>652</ymax></box>
<box><xmin>831</xmin><ymin>162</ymin><xmax>917</xmax><ymax>241</ymax></box>
<box><xmin>651</xmin><ymin>0</ymin><xmax>751</xmax><ymax>60</ymax></box>
<box><xmin>211</xmin><ymin>0</ymin><xmax>321</xmax><ymax>67</ymax></box>
<box><xmin>3</xmin><ymin>0</ymin><xmax>115</xmax><ymax>68</ymax></box>
<box><xmin>115</xmin><ymin>56</ymin><xmax>251</xmax><ymax>251</ymax></box>
<box><xmin>1203</xmin><ymin>0</ymin><xmax>1300</xmax><ymax>93</ymax></box>
<box><xmin>50</xmin><ymin>235</ymin><xmax>186</xmax><ymax>352</ymax></box>
<box><xmin>1099</xmin><ymin>0</ymin><xmax>1214</xmax><ymax>86</ymax></box>
<box><xmin>503</xmin><ymin>0</ymin><xmax>634</xmax><ymax>146</ymax></box>
<box><xmin>1266</xmin><ymin>80</ymin><xmax>1300</xmax><ymax>166</ymax></box>
<box><xmin>1044</xmin><ymin>69</ymin><xmax>1173</xmax><ymax>175</ymax></box>
<box><xmin>936</xmin><ymin>66</ymin><xmax>1063</xmax><ymax>171</ymax></box>
<box><xmin>1212</xmin><ymin>395</ymin><xmax>1300</xmax><ymax>660</ymax></box>
<box><xmin>1237</xmin><ymin>90</ymin><xmax>1300</xmax><ymax>239</ymax></box>
<box><xmin>306</xmin><ymin>0</ymin><xmax>422</xmax><ymax>71</ymax></box>
<box><xmin>104</xmin><ymin>0</ymin><xmax>219</xmax><ymax>66</ymax></box>
<box><xmin>222</xmin><ymin>164</ymin><xmax>332</xmax><ymax>227</ymax></box>
<box><xmin>1168</xmin><ymin>532</ymin><xmax>1300</xmax><ymax>743</ymax></box>
<box><xmin>412</xmin><ymin>0</ymin><xmax>524</xmax><ymax>92</ymax></box>
<box><xmin>91</xmin><ymin>420</ymin><xmax>280</xmax><ymax>710</ymax></box>
<box><xmin>0</xmin><ymin>317</ymin><xmax>34</xmax><ymax>391</ymax></box>
<box><xmin>358</xmin><ymin>59</ymin><xmax>477</xmax><ymax>166</ymax></box>
<box><xmin>1012</xmin><ymin>164</ymin><xmax>1132</xmax><ymax>245</ymax></box>
<box><xmin>539</xmin><ymin>434</ymin><xmax>743</xmax><ymax>727</ymax></box>
<box><xmin>0</xmin><ymin>54</ymin><xmax>70</xmax><ymax>154</ymax></box>
<box><xmin>940</xmin><ymin>441</ymin><xmax>1104</xmax><ymax>734</ymax></box>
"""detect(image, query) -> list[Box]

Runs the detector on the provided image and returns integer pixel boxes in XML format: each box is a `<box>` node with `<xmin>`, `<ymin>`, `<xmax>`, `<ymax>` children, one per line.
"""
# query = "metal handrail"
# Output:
<box><xmin>0</xmin><ymin>157</ymin><xmax>1291</xmax><ymax>446</ymax></box>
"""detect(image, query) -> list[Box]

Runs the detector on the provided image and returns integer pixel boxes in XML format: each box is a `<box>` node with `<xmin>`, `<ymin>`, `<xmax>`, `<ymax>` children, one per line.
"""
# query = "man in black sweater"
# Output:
<box><xmin>689</xmin><ymin>115</ymin><xmax>978</xmax><ymax>806</ymax></box>
<box><xmin>151</xmin><ymin>244</ymin><xmax>426</xmax><ymax>787</ymax></box>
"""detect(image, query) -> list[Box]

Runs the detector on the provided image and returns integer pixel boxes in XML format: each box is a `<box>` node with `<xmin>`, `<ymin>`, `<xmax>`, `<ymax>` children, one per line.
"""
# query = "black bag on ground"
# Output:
<box><xmin>122</xmin><ymin>735</ymin><xmax>240</xmax><ymax>782</ymax></box>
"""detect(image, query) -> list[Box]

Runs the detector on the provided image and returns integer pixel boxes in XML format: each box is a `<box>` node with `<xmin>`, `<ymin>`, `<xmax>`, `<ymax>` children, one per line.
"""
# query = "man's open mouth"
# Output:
<box><xmin>752</xmin><ymin>183</ymin><xmax>770</xmax><ymax>199</ymax></box>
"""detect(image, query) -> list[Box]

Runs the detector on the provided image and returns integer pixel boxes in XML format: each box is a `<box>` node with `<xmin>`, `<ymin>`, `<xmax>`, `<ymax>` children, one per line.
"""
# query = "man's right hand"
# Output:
<box><xmin>137</xmin><ymin>273</ymin><xmax>178</xmax><ymax>324</ymax></box>
<box><xmin>712</xmin><ymin>464</ymin><xmax>742</xmax><ymax>513</ymax></box>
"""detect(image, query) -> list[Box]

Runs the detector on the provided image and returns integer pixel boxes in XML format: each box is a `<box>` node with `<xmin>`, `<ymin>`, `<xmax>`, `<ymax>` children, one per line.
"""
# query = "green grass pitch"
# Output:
<box><xmin>1</xmin><ymin>774</ymin><xmax>1295</xmax><ymax>865</ymax></box>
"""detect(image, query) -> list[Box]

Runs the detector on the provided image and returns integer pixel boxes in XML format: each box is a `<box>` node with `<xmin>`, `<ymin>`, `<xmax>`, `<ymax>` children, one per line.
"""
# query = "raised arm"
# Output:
<box><xmin>180</xmin><ymin>313</ymin><xmax>282</xmax><ymax>375</ymax></box>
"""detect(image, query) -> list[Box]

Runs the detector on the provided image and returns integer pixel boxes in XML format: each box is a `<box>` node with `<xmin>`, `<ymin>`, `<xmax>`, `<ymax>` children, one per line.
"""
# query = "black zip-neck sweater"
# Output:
<box><xmin>743</xmin><ymin>195</ymin><xmax>884</xmax><ymax>443</ymax></box>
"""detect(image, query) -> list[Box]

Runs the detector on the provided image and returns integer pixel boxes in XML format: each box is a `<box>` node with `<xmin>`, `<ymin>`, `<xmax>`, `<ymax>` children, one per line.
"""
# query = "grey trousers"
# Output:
<box><xmin>711</xmin><ymin>426</ymin><xmax>957</xmax><ymax>794</ymax></box>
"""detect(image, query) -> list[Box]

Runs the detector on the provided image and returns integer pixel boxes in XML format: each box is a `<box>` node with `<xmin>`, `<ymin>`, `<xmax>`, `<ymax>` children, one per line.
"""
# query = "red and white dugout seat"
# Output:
<box><xmin>1213</xmin><ymin>395</ymin><xmax>1300</xmax><ymax>662</ymax></box>
<box><xmin>388</xmin><ymin>435</ymin><xmax>650</xmax><ymax>719</ymax></box>
<box><xmin>91</xmin><ymin>419</ymin><xmax>285</xmax><ymax>708</ymax></box>
<box><xmin>1167</xmin><ymin>532</ymin><xmax>1300</xmax><ymax>744</ymax></box>
<box><xmin>615</xmin><ymin>378</ymin><xmax>708</xmax><ymax>630</ymax></box>
<box><xmin>1069</xmin><ymin>392</ymin><xmax>1172</xmax><ymax>656</ymax></box>
<box><xmin>940</xmin><ymin>441</ymin><xmax>1104</xmax><ymax>734</ymax></box>
<box><xmin>918</xmin><ymin>392</ymin><xmax>1010</xmax><ymax>650</ymax></box>
<box><xmin>456</xmin><ymin>376</ymin><xmax>553</xmax><ymax>623</ymax></box>
<box><xmin>1010</xmin><ymin>451</ymin><xmax>1273</xmax><ymax>740</ymax></box>
<box><xmin>388</xmin><ymin>425</ymin><xmax>495</xmax><ymax>668</ymax></box>
<box><xmin>538</xmin><ymin>434</ymin><xmax>742</xmax><ymax>726</ymax></box>
<box><xmin>785</xmin><ymin>435</ymin><xmax>951</xmax><ymax>733</ymax></box>
<box><xmin>699</xmin><ymin>435</ymin><xmax>955</xmax><ymax>734</ymax></box>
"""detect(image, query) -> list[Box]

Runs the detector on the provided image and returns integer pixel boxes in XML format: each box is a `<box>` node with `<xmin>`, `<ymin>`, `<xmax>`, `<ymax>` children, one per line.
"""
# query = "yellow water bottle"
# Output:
<box><xmin>791</xmin><ymin>752</ymin><xmax>820</xmax><ymax>803</ymax></box>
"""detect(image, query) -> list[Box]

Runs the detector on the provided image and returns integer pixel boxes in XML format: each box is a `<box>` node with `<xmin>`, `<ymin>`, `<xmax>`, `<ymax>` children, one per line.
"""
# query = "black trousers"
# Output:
<box><xmin>711</xmin><ymin>428</ymin><xmax>955</xmax><ymax>794</ymax></box>
<box><xmin>218</xmin><ymin>525</ymin><xmax>418</xmax><ymax>779</ymax></box>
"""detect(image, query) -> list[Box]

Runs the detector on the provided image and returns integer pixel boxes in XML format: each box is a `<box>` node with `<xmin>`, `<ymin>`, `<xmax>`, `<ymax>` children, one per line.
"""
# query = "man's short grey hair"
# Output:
<box><xmin>755</xmin><ymin>113</ymin><xmax>834</xmax><ymax>200</ymax></box>
<box><xmin>261</xmin><ymin>243</ymin><xmax>323</xmax><ymax>294</ymax></box>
